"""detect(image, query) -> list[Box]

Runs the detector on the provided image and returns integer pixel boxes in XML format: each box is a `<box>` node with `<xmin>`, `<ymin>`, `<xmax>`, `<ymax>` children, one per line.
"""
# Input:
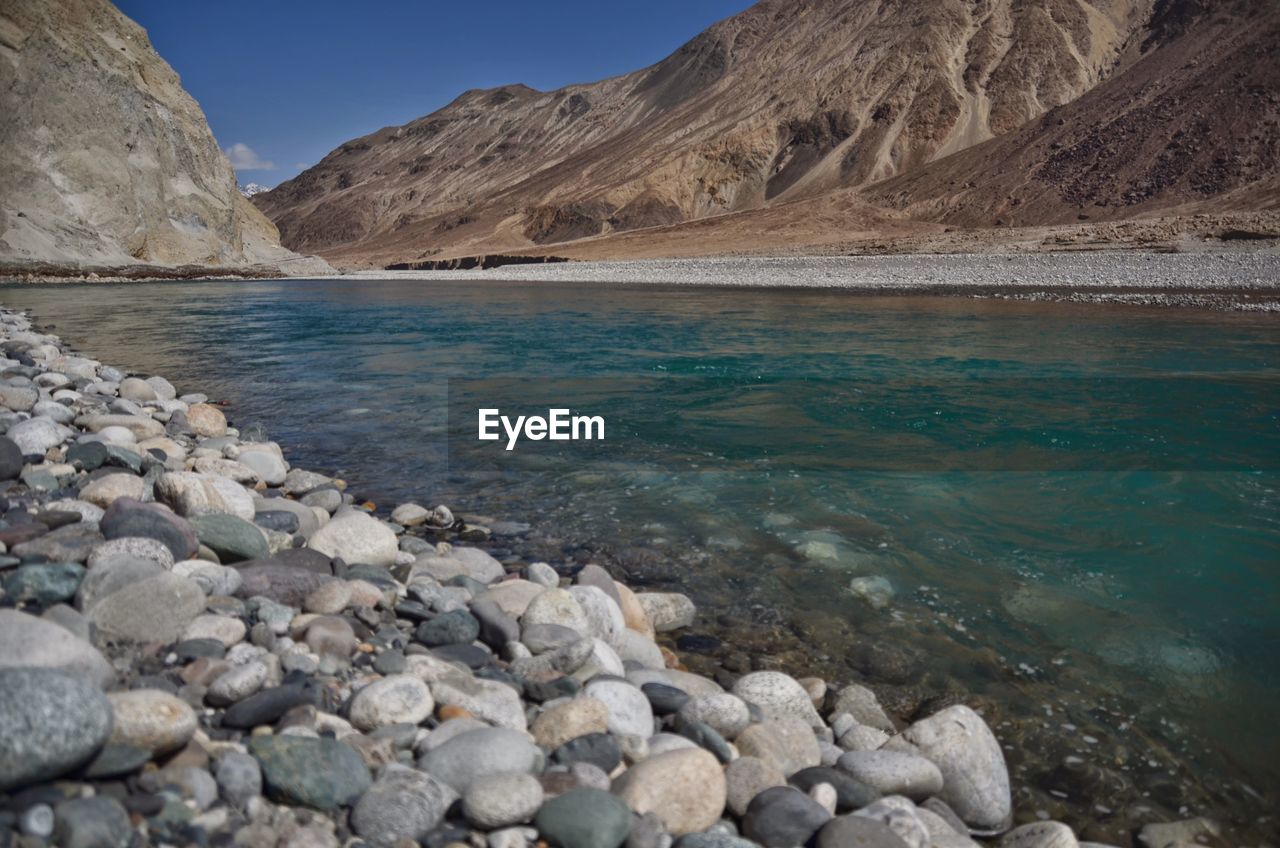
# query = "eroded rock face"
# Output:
<box><xmin>0</xmin><ymin>0</ymin><xmax>330</xmax><ymax>275</ymax></box>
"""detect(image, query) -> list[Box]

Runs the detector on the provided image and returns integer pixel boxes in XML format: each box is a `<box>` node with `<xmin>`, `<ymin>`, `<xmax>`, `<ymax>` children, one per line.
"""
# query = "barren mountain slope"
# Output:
<box><xmin>257</xmin><ymin>0</ymin><xmax>1161</xmax><ymax>267</ymax></box>
<box><xmin>865</xmin><ymin>0</ymin><xmax>1280</xmax><ymax>228</ymax></box>
<box><xmin>0</xmin><ymin>0</ymin><xmax>329</xmax><ymax>275</ymax></box>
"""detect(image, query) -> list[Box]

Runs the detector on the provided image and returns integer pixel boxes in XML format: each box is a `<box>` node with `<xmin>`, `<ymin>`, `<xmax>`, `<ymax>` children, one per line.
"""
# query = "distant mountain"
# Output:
<box><xmin>239</xmin><ymin>183</ymin><xmax>272</xmax><ymax>199</ymax></box>
<box><xmin>0</xmin><ymin>0</ymin><xmax>329</xmax><ymax>276</ymax></box>
<box><xmin>255</xmin><ymin>0</ymin><xmax>1278</xmax><ymax>267</ymax></box>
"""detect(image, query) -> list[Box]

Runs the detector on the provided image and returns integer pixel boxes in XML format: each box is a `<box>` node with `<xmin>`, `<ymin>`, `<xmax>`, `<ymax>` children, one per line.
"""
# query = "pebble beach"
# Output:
<box><xmin>0</xmin><ymin>305</ymin><xmax>1231</xmax><ymax>848</ymax></box>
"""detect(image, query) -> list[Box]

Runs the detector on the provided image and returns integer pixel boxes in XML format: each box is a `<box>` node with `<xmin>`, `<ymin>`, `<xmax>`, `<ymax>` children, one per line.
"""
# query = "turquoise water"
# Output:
<box><xmin>2</xmin><ymin>279</ymin><xmax>1277</xmax><ymax>838</ymax></box>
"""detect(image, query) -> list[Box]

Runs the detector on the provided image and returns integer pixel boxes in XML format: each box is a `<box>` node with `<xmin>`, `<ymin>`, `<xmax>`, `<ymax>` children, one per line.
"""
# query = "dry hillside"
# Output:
<box><xmin>254</xmin><ymin>0</ymin><xmax>1280</xmax><ymax>268</ymax></box>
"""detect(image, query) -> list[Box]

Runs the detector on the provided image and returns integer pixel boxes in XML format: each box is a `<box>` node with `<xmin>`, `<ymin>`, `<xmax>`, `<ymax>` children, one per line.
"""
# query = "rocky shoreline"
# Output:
<box><xmin>0</xmin><ymin>306</ymin><xmax>1217</xmax><ymax>848</ymax></box>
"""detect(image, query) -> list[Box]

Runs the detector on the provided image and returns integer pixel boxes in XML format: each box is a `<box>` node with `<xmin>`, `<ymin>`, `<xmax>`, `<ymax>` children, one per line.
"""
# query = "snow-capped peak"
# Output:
<box><xmin>239</xmin><ymin>182</ymin><xmax>271</xmax><ymax>198</ymax></box>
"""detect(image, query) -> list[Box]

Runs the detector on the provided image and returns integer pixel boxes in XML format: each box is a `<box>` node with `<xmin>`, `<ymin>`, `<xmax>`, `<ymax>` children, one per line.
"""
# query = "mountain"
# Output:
<box><xmin>239</xmin><ymin>183</ymin><xmax>272</xmax><ymax>199</ymax></box>
<box><xmin>255</xmin><ymin>0</ymin><xmax>1278</xmax><ymax>268</ymax></box>
<box><xmin>0</xmin><ymin>0</ymin><xmax>330</xmax><ymax>277</ymax></box>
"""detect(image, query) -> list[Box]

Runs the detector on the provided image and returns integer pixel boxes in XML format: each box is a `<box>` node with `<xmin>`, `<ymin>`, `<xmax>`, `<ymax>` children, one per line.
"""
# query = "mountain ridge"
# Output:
<box><xmin>254</xmin><ymin>0</ymin><xmax>1278</xmax><ymax>268</ymax></box>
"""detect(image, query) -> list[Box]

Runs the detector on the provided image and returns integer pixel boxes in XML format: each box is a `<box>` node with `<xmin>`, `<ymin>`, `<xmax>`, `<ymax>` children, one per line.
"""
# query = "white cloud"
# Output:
<box><xmin>224</xmin><ymin>142</ymin><xmax>275</xmax><ymax>171</ymax></box>
<box><xmin>294</xmin><ymin>162</ymin><xmax>310</xmax><ymax>170</ymax></box>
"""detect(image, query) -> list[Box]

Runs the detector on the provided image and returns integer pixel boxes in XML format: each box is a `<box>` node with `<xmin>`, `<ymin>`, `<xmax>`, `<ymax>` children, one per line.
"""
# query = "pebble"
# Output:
<box><xmin>584</xmin><ymin>677</ymin><xmax>654</xmax><ymax>737</ymax></box>
<box><xmin>350</xmin><ymin>765</ymin><xmax>457</xmax><ymax>847</ymax></box>
<box><xmin>726</xmin><ymin>756</ymin><xmax>787</xmax><ymax>817</ymax></box>
<box><xmin>207</xmin><ymin>660</ymin><xmax>270</xmax><ymax>706</ymax></box>
<box><xmin>790</xmin><ymin>766</ymin><xmax>881</xmax><ymax>813</ymax></box>
<box><xmin>1000</xmin><ymin>821</ymin><xmax>1080</xmax><ymax>848</ymax></box>
<box><xmin>463</xmin><ymin>772</ymin><xmax>545</xmax><ymax>828</ymax></box>
<box><xmin>417</xmin><ymin>608</ymin><xmax>481</xmax><ymax>646</ymax></box>
<box><xmin>735</xmin><ymin>717</ymin><xmax>822</xmax><ymax>776</ymax></box>
<box><xmin>678</xmin><ymin>693</ymin><xmax>751</xmax><ymax>739</ymax></box>
<box><xmin>53</xmin><ymin>795</ymin><xmax>132</xmax><ymax>848</ymax></box>
<box><xmin>522</xmin><ymin>587</ymin><xmax>592</xmax><ymax>635</ymax></box>
<box><xmin>0</xmin><ymin>667</ymin><xmax>113</xmax><ymax>790</ymax></box>
<box><xmin>89</xmin><ymin>571</ymin><xmax>206</xmax><ymax>643</ymax></box>
<box><xmin>817</xmin><ymin>816</ymin><xmax>914</xmax><ymax>848</ymax></box>
<box><xmin>307</xmin><ymin>508</ymin><xmax>398</xmax><ymax>566</ymax></box>
<box><xmin>186</xmin><ymin>403</ymin><xmax>228</xmax><ymax>437</ymax></box>
<box><xmin>0</xmin><ymin>609</ymin><xmax>114</xmax><ymax>686</ymax></box>
<box><xmin>551</xmin><ymin>732</ymin><xmax>623</xmax><ymax>773</ymax></box>
<box><xmin>249</xmin><ymin>734</ymin><xmax>372</xmax><ymax>810</ymax></box>
<box><xmin>431</xmin><ymin>671</ymin><xmax>528</xmax><ymax>731</ymax></box>
<box><xmin>613</xmin><ymin>747</ymin><xmax>728</xmax><ymax>834</ymax></box>
<box><xmin>80</xmin><ymin>472</ymin><xmax>149</xmax><ymax>507</ymax></box>
<box><xmin>532</xmin><ymin>696</ymin><xmax>610</xmax><ymax>750</ymax></box>
<box><xmin>184</xmin><ymin>613</ymin><xmax>248</xmax><ymax>647</ymax></box>
<box><xmin>223</xmin><ymin>684</ymin><xmax>316</xmax><ymax>728</ymax></box>
<box><xmin>888</xmin><ymin>705</ymin><xmax>1011</xmax><ymax>830</ymax></box>
<box><xmin>742</xmin><ymin>786</ymin><xmax>833</xmax><ymax>848</ymax></box>
<box><xmin>418</xmin><ymin>726</ymin><xmax>543</xmax><ymax>793</ymax></box>
<box><xmin>87</xmin><ymin>536</ymin><xmax>175</xmax><ymax>570</ymax></box>
<box><xmin>535</xmin><ymin>788</ymin><xmax>633</xmax><ymax>848</ymax></box>
<box><xmin>837</xmin><ymin>750</ymin><xmax>944</xmax><ymax>801</ymax></box>
<box><xmin>635</xmin><ymin>592</ymin><xmax>696</xmax><ymax>631</ymax></box>
<box><xmin>349</xmin><ymin>674</ymin><xmax>434</xmax><ymax>730</ymax></box>
<box><xmin>853</xmin><ymin>797</ymin><xmax>931</xmax><ymax>848</ymax></box>
<box><xmin>107</xmin><ymin>689</ymin><xmax>198</xmax><ymax>755</ymax></box>
<box><xmin>731</xmin><ymin>671</ymin><xmax>823</xmax><ymax>728</ymax></box>
<box><xmin>304</xmin><ymin>580</ymin><xmax>352</xmax><ymax>614</ymax></box>
<box><xmin>215</xmin><ymin>751</ymin><xmax>263</xmax><ymax>808</ymax></box>
<box><xmin>190</xmin><ymin>512</ymin><xmax>270</xmax><ymax>562</ymax></box>
<box><xmin>100</xmin><ymin>497</ymin><xmax>199</xmax><ymax>560</ymax></box>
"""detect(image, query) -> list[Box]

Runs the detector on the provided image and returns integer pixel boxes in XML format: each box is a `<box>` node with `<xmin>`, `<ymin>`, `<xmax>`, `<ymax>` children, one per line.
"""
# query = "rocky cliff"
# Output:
<box><xmin>0</xmin><ymin>0</ymin><xmax>330</xmax><ymax>277</ymax></box>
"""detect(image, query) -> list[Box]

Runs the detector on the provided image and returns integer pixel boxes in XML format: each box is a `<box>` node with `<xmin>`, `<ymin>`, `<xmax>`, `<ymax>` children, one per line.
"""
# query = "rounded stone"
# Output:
<box><xmin>206</xmin><ymin>660</ymin><xmax>270</xmax><ymax>706</ymax></box>
<box><xmin>80</xmin><ymin>473</ymin><xmax>149</xmax><ymax>508</ymax></box>
<box><xmin>304</xmin><ymin>580</ymin><xmax>352</xmax><ymax>614</ymax></box>
<box><xmin>351</xmin><ymin>766</ymin><xmax>457</xmax><ymax>847</ymax></box>
<box><xmin>726</xmin><ymin>755</ymin><xmax>787</xmax><ymax>817</ymax></box>
<box><xmin>583</xmin><ymin>678</ymin><xmax>654</xmax><ymax>738</ymax></box>
<box><xmin>735</xmin><ymin>718</ymin><xmax>822</xmax><ymax>777</ymax></box>
<box><xmin>521</xmin><ymin>588</ymin><xmax>591</xmax><ymax>636</ymax></box>
<box><xmin>189</xmin><ymin>513</ymin><xmax>270</xmax><ymax>563</ymax></box>
<box><xmin>215</xmin><ymin>751</ymin><xmax>263</xmax><ymax>808</ymax></box>
<box><xmin>635</xmin><ymin>592</ymin><xmax>695</xmax><ymax>631</ymax></box>
<box><xmin>88</xmin><ymin>572</ymin><xmax>206</xmax><ymax>643</ymax></box>
<box><xmin>535</xmin><ymin>788</ymin><xmax>632</xmax><ymax>848</ymax></box>
<box><xmin>416</xmin><ymin>608</ymin><xmax>481</xmax><ymax>647</ymax></box>
<box><xmin>250</xmin><ymin>734</ymin><xmax>372</xmax><ymax>810</ymax></box>
<box><xmin>107</xmin><ymin>689</ymin><xmax>197</xmax><ymax>755</ymax></box>
<box><xmin>183</xmin><ymin>614</ymin><xmax>247</xmax><ymax>647</ymax></box>
<box><xmin>732</xmin><ymin>671</ymin><xmax>824</xmax><ymax>728</ymax></box>
<box><xmin>550</xmin><ymin>732</ymin><xmax>622</xmax><ymax>773</ymax></box>
<box><xmin>418</xmin><ymin>726</ymin><xmax>543</xmax><ymax>793</ymax></box>
<box><xmin>0</xmin><ymin>668</ymin><xmax>113</xmax><ymax>790</ymax></box>
<box><xmin>837</xmin><ymin>750</ymin><xmax>944</xmax><ymax>801</ymax></box>
<box><xmin>53</xmin><ymin>796</ymin><xmax>131</xmax><ymax>848</ymax></box>
<box><xmin>307</xmin><ymin>508</ymin><xmax>398</xmax><ymax>566</ymax></box>
<box><xmin>0</xmin><ymin>609</ymin><xmax>114</xmax><ymax>687</ymax></box>
<box><xmin>612</xmin><ymin>747</ymin><xmax>727</xmax><ymax>835</ymax></box>
<box><xmin>678</xmin><ymin>693</ymin><xmax>751</xmax><ymax>740</ymax></box>
<box><xmin>817</xmin><ymin>816</ymin><xmax>913</xmax><ymax>848</ymax></box>
<box><xmin>531</xmin><ymin>697</ymin><xmax>609</xmax><ymax>750</ymax></box>
<box><xmin>186</xmin><ymin>403</ymin><xmax>228</xmax><ymax>437</ymax></box>
<box><xmin>743</xmin><ymin>786</ymin><xmax>833</xmax><ymax>848</ymax></box>
<box><xmin>891</xmin><ymin>705</ymin><xmax>1011</xmax><ymax>830</ymax></box>
<box><xmin>463</xmin><ymin>772</ymin><xmax>545</xmax><ymax>829</ymax></box>
<box><xmin>350</xmin><ymin>674</ymin><xmax>435</xmax><ymax>730</ymax></box>
<box><xmin>87</xmin><ymin>537</ymin><xmax>175</xmax><ymax>571</ymax></box>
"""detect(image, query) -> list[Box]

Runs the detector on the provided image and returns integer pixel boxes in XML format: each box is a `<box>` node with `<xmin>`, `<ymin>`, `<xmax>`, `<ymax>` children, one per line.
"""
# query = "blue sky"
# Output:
<box><xmin>116</xmin><ymin>0</ymin><xmax>755</xmax><ymax>185</ymax></box>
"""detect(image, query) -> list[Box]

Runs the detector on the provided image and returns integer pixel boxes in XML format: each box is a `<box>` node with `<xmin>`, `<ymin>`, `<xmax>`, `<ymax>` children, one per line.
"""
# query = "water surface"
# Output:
<box><xmin>2</xmin><ymin>278</ymin><xmax>1277</xmax><ymax>840</ymax></box>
